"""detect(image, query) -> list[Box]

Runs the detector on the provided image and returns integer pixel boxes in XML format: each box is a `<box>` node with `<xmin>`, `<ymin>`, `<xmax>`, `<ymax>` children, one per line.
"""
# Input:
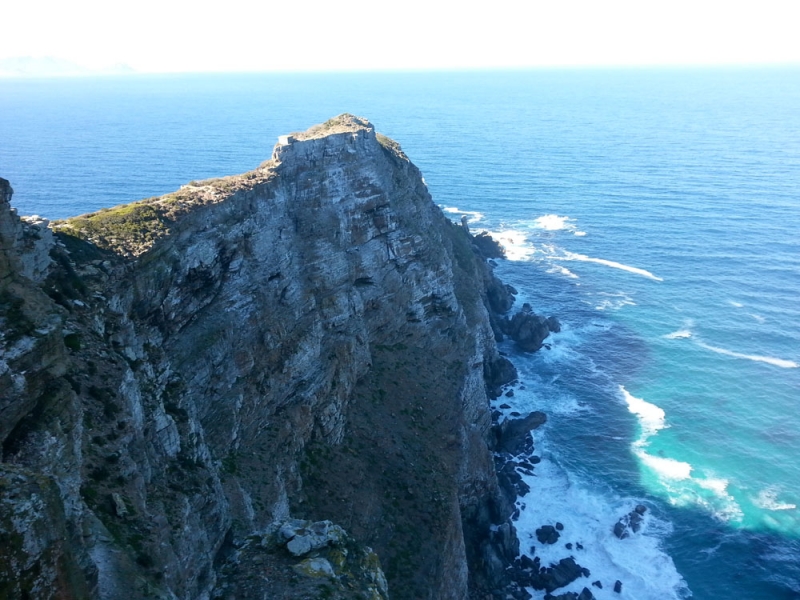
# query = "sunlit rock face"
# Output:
<box><xmin>0</xmin><ymin>115</ymin><xmax>513</xmax><ymax>599</ymax></box>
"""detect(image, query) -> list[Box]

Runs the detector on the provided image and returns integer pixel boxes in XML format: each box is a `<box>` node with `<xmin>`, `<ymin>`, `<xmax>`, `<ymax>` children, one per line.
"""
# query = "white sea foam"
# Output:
<box><xmin>620</xmin><ymin>386</ymin><xmax>743</xmax><ymax>523</ymax></box>
<box><xmin>514</xmin><ymin>457</ymin><xmax>689</xmax><ymax>600</ymax></box>
<box><xmin>638</xmin><ymin>452</ymin><xmax>693</xmax><ymax>480</ymax></box>
<box><xmin>594</xmin><ymin>292</ymin><xmax>636</xmax><ymax>311</ymax></box>
<box><xmin>663</xmin><ymin>329</ymin><xmax>692</xmax><ymax>339</ymax></box>
<box><xmin>749</xmin><ymin>313</ymin><xmax>766</xmax><ymax>323</ymax></box>
<box><xmin>547</xmin><ymin>264</ymin><xmax>579</xmax><ymax>279</ymax></box>
<box><xmin>620</xmin><ymin>386</ymin><xmax>666</xmax><ymax>439</ymax></box>
<box><xmin>534</xmin><ymin>214</ymin><xmax>574</xmax><ymax>231</ymax></box>
<box><xmin>728</xmin><ymin>300</ymin><xmax>744</xmax><ymax>308</ymax></box>
<box><xmin>696</xmin><ymin>341</ymin><xmax>799</xmax><ymax>369</ymax></box>
<box><xmin>753</xmin><ymin>488</ymin><xmax>798</xmax><ymax>512</ymax></box>
<box><xmin>441</xmin><ymin>205</ymin><xmax>485</xmax><ymax>223</ymax></box>
<box><xmin>574</xmin><ymin>230</ymin><xmax>587</xmax><ymax>237</ymax></box>
<box><xmin>563</xmin><ymin>251</ymin><xmax>663</xmax><ymax>282</ymax></box>
<box><xmin>483</xmin><ymin>229</ymin><xmax>535</xmax><ymax>261</ymax></box>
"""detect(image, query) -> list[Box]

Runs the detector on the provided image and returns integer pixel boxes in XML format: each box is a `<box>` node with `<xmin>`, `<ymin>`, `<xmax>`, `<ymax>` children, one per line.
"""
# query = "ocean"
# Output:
<box><xmin>2</xmin><ymin>68</ymin><xmax>799</xmax><ymax>599</ymax></box>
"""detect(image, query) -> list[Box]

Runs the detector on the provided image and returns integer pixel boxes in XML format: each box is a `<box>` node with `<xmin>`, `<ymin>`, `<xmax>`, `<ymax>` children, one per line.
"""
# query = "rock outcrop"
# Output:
<box><xmin>0</xmin><ymin>116</ymin><xmax>527</xmax><ymax>598</ymax></box>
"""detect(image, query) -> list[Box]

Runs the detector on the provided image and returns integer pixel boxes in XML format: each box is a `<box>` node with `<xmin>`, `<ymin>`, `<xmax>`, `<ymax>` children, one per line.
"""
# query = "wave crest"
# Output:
<box><xmin>564</xmin><ymin>251</ymin><xmax>663</xmax><ymax>281</ymax></box>
<box><xmin>697</xmin><ymin>342</ymin><xmax>798</xmax><ymax>369</ymax></box>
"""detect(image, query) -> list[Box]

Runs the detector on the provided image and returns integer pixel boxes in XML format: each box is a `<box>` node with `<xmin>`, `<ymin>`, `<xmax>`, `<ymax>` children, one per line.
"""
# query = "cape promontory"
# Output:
<box><xmin>1</xmin><ymin>115</ymin><xmax>531</xmax><ymax>599</ymax></box>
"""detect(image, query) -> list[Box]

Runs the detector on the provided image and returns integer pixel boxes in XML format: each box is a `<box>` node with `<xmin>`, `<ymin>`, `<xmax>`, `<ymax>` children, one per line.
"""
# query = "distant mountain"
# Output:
<box><xmin>0</xmin><ymin>56</ymin><xmax>135</xmax><ymax>77</ymax></box>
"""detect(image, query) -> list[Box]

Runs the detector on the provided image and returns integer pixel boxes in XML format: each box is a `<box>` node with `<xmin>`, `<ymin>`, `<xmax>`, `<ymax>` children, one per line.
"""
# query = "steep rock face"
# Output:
<box><xmin>0</xmin><ymin>116</ymin><xmax>514</xmax><ymax>599</ymax></box>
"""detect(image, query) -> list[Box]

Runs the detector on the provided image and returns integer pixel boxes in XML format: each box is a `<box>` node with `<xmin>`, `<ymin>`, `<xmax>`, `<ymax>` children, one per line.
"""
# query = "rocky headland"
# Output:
<box><xmin>0</xmin><ymin>115</ymin><xmax>579</xmax><ymax>599</ymax></box>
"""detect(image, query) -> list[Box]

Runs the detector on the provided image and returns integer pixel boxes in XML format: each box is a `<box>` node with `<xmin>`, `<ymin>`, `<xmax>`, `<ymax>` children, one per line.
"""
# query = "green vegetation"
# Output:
<box><xmin>55</xmin><ymin>202</ymin><xmax>170</xmax><ymax>256</ymax></box>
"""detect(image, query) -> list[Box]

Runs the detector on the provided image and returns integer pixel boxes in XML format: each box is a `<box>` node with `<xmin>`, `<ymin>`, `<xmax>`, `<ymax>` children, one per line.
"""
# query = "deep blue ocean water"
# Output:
<box><xmin>2</xmin><ymin>68</ymin><xmax>799</xmax><ymax>599</ymax></box>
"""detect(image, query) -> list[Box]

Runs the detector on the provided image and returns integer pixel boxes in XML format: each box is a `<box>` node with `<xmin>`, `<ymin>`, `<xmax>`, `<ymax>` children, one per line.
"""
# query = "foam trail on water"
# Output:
<box><xmin>564</xmin><ymin>251</ymin><xmax>663</xmax><ymax>282</ymax></box>
<box><xmin>696</xmin><ymin>341</ymin><xmax>798</xmax><ymax>369</ymax></box>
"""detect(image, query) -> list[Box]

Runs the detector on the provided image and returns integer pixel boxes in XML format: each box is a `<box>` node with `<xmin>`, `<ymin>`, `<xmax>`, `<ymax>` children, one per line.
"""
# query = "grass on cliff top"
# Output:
<box><xmin>52</xmin><ymin>169</ymin><xmax>274</xmax><ymax>257</ymax></box>
<box><xmin>54</xmin><ymin>202</ymin><xmax>171</xmax><ymax>258</ymax></box>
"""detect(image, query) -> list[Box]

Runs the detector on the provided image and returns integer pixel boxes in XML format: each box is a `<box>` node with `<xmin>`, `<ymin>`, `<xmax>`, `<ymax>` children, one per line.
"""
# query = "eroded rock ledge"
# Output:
<box><xmin>0</xmin><ymin>116</ymin><xmax>558</xmax><ymax>599</ymax></box>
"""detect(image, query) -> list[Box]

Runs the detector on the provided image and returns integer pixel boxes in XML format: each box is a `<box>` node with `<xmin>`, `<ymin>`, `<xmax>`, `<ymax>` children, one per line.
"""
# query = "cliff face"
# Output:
<box><xmin>0</xmin><ymin>116</ymin><xmax>516</xmax><ymax>599</ymax></box>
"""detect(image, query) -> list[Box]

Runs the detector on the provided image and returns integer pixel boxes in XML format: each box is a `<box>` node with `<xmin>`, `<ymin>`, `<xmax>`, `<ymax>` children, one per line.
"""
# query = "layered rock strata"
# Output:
<box><xmin>0</xmin><ymin>116</ymin><xmax>534</xmax><ymax>599</ymax></box>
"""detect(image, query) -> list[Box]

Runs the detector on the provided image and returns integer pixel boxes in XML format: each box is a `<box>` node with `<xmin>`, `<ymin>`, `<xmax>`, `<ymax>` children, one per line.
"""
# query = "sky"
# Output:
<box><xmin>1</xmin><ymin>0</ymin><xmax>799</xmax><ymax>73</ymax></box>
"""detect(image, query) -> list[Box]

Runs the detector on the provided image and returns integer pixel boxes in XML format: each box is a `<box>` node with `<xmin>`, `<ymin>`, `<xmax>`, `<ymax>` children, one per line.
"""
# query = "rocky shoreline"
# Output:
<box><xmin>471</xmin><ymin>228</ymin><xmax>647</xmax><ymax>600</ymax></box>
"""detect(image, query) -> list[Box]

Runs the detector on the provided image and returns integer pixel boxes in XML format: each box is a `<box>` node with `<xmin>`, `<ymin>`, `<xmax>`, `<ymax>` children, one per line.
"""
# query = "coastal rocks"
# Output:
<box><xmin>472</xmin><ymin>231</ymin><xmax>505</xmax><ymax>259</ymax></box>
<box><xmin>544</xmin><ymin>588</ymin><xmax>594</xmax><ymax>600</ymax></box>
<box><xmin>495</xmin><ymin>411</ymin><xmax>547</xmax><ymax>455</ymax></box>
<box><xmin>501</xmin><ymin>303</ymin><xmax>561</xmax><ymax>352</ymax></box>
<box><xmin>484</xmin><ymin>355</ymin><xmax>518</xmax><ymax>398</ymax></box>
<box><xmin>536</xmin><ymin>525</ymin><xmax>561</xmax><ymax>545</ymax></box>
<box><xmin>613</xmin><ymin>504</ymin><xmax>647</xmax><ymax>539</ymax></box>
<box><xmin>213</xmin><ymin>519</ymin><xmax>389</xmax><ymax>599</ymax></box>
<box><xmin>530</xmin><ymin>556</ymin><xmax>589</xmax><ymax>593</ymax></box>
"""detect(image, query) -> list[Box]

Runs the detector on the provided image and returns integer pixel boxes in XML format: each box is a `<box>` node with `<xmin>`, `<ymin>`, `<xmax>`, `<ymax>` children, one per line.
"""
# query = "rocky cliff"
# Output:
<box><xmin>0</xmin><ymin>116</ymin><xmax>524</xmax><ymax>599</ymax></box>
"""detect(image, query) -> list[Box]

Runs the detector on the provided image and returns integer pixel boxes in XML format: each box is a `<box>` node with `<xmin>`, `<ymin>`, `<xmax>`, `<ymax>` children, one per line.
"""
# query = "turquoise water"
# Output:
<box><xmin>2</xmin><ymin>69</ymin><xmax>799</xmax><ymax>598</ymax></box>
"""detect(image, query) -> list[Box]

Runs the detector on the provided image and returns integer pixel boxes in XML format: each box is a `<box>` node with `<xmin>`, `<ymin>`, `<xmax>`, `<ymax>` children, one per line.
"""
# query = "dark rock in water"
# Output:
<box><xmin>555</xmin><ymin>522</ymin><xmax>564</xmax><ymax>531</ymax></box>
<box><xmin>497</xmin><ymin>411</ymin><xmax>547</xmax><ymax>455</ymax></box>
<box><xmin>546</xmin><ymin>315</ymin><xmax>562</xmax><ymax>333</ymax></box>
<box><xmin>529</xmin><ymin>456</ymin><xmax>542</xmax><ymax>464</ymax></box>
<box><xmin>510</xmin><ymin>411</ymin><xmax>521</xmax><ymax>417</ymax></box>
<box><xmin>520</xmin><ymin>554</ymin><xmax>536</xmax><ymax>570</ymax></box>
<box><xmin>505</xmin><ymin>389</ymin><xmax>515</xmax><ymax>397</ymax></box>
<box><xmin>613</xmin><ymin>521</ymin><xmax>628</xmax><ymax>539</ymax></box>
<box><xmin>577</xmin><ymin>588</ymin><xmax>594</xmax><ymax>600</ymax></box>
<box><xmin>472</xmin><ymin>231</ymin><xmax>506</xmax><ymax>259</ymax></box>
<box><xmin>492</xmin><ymin>521</ymin><xmax>521</xmax><ymax>563</ymax></box>
<box><xmin>497</xmin><ymin>460</ymin><xmax>531</xmax><ymax>501</ymax></box>
<box><xmin>499</xmin><ymin>403</ymin><xmax>511</xmax><ymax>409</ymax></box>
<box><xmin>535</xmin><ymin>525</ymin><xmax>560</xmax><ymax>545</ymax></box>
<box><xmin>501</xmin><ymin>303</ymin><xmax>561</xmax><ymax>352</ymax></box>
<box><xmin>576</xmin><ymin>543</ymin><xmax>583</xmax><ymax>550</ymax></box>
<box><xmin>613</xmin><ymin>505</ymin><xmax>648</xmax><ymax>538</ymax></box>
<box><xmin>511</xmin><ymin>586</ymin><xmax>533</xmax><ymax>600</ymax></box>
<box><xmin>592</xmin><ymin>580</ymin><xmax>602</xmax><ymax>588</ymax></box>
<box><xmin>614</xmin><ymin>580</ymin><xmax>623</xmax><ymax>593</ymax></box>
<box><xmin>581</xmin><ymin>567</ymin><xmax>591</xmax><ymax>578</ymax></box>
<box><xmin>530</xmin><ymin>556</ymin><xmax>587</xmax><ymax>593</ymax></box>
<box><xmin>565</xmin><ymin>543</ymin><xmax>573</xmax><ymax>550</ymax></box>
<box><xmin>485</xmin><ymin>356</ymin><xmax>518</xmax><ymax>397</ymax></box>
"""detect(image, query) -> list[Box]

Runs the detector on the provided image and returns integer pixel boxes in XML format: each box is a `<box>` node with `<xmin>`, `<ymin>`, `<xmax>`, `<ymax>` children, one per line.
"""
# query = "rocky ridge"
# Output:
<box><xmin>0</xmin><ymin>115</ymin><xmax>566</xmax><ymax>599</ymax></box>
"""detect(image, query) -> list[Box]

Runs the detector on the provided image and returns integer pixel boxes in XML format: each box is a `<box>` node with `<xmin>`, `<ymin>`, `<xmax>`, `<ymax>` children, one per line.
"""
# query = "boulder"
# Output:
<box><xmin>501</xmin><ymin>304</ymin><xmax>560</xmax><ymax>352</ymax></box>
<box><xmin>497</xmin><ymin>411</ymin><xmax>547</xmax><ymax>455</ymax></box>
<box><xmin>535</xmin><ymin>525</ymin><xmax>560</xmax><ymax>545</ymax></box>
<box><xmin>484</xmin><ymin>356</ymin><xmax>518</xmax><ymax>397</ymax></box>
<box><xmin>531</xmin><ymin>556</ymin><xmax>587</xmax><ymax>593</ymax></box>
<box><xmin>472</xmin><ymin>231</ymin><xmax>506</xmax><ymax>259</ymax></box>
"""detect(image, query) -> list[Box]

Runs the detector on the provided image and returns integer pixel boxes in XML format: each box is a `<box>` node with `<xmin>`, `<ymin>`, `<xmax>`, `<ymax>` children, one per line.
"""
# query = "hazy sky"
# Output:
<box><xmin>2</xmin><ymin>0</ymin><xmax>799</xmax><ymax>73</ymax></box>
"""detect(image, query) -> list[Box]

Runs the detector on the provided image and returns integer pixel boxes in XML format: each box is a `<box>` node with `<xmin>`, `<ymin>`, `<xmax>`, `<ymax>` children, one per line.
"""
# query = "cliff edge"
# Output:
<box><xmin>0</xmin><ymin>116</ymin><xmax>521</xmax><ymax>599</ymax></box>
